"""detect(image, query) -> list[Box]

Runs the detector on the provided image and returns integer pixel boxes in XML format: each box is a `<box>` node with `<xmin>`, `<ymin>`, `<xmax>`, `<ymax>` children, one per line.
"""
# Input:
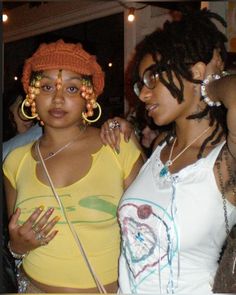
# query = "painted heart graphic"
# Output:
<box><xmin>122</xmin><ymin>217</ymin><xmax>166</xmax><ymax>278</ymax></box>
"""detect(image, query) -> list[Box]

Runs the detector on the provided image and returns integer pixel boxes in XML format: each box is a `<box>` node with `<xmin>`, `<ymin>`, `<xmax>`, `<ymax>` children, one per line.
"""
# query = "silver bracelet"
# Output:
<box><xmin>201</xmin><ymin>74</ymin><xmax>221</xmax><ymax>107</ymax></box>
<box><xmin>201</xmin><ymin>71</ymin><xmax>229</xmax><ymax>107</ymax></box>
<box><xmin>7</xmin><ymin>241</ymin><xmax>29</xmax><ymax>259</ymax></box>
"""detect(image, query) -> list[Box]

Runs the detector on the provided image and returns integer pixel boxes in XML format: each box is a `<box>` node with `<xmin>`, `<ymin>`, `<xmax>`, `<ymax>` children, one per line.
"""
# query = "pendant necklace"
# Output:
<box><xmin>159</xmin><ymin>126</ymin><xmax>211</xmax><ymax>178</ymax></box>
<box><xmin>36</xmin><ymin>126</ymin><xmax>86</xmax><ymax>162</ymax></box>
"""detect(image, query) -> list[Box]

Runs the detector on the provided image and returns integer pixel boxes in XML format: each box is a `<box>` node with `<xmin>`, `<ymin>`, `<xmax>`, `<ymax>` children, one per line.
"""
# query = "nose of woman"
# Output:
<box><xmin>52</xmin><ymin>87</ymin><xmax>65</xmax><ymax>104</ymax></box>
<box><xmin>139</xmin><ymin>86</ymin><xmax>152</xmax><ymax>103</ymax></box>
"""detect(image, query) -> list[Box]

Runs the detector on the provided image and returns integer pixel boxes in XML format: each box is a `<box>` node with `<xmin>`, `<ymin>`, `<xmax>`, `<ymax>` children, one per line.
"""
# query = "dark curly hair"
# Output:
<box><xmin>131</xmin><ymin>8</ymin><xmax>228</xmax><ymax>158</ymax></box>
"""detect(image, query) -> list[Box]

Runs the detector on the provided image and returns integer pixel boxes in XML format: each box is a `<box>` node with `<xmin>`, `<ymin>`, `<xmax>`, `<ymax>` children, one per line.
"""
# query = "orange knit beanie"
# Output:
<box><xmin>22</xmin><ymin>39</ymin><xmax>104</xmax><ymax>95</ymax></box>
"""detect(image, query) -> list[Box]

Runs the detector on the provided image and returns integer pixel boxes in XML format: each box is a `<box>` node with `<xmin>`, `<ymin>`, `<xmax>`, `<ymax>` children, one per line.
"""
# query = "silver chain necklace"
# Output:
<box><xmin>35</xmin><ymin>130</ymin><xmax>85</xmax><ymax>162</ymax></box>
<box><xmin>159</xmin><ymin>126</ymin><xmax>211</xmax><ymax>177</ymax></box>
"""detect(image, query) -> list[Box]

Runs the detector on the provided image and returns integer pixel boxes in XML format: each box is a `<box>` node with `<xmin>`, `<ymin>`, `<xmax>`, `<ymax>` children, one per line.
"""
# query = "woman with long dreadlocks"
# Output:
<box><xmin>101</xmin><ymin>8</ymin><xmax>236</xmax><ymax>294</ymax></box>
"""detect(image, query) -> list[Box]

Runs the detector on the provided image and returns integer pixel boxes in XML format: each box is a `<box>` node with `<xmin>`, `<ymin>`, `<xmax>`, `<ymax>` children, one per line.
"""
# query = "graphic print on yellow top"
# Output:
<box><xmin>3</xmin><ymin>136</ymin><xmax>141</xmax><ymax>288</ymax></box>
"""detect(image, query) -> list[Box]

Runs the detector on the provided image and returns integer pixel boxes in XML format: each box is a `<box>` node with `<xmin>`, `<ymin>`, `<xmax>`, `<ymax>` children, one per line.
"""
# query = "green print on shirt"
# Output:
<box><xmin>17</xmin><ymin>194</ymin><xmax>117</xmax><ymax>224</ymax></box>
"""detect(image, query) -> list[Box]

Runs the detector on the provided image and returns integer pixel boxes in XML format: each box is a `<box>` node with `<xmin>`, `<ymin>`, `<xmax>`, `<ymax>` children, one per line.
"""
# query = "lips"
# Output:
<box><xmin>48</xmin><ymin>108</ymin><xmax>67</xmax><ymax>118</ymax></box>
<box><xmin>23</xmin><ymin>121</ymin><xmax>34</xmax><ymax>128</ymax></box>
<box><xmin>145</xmin><ymin>104</ymin><xmax>158</xmax><ymax>116</ymax></box>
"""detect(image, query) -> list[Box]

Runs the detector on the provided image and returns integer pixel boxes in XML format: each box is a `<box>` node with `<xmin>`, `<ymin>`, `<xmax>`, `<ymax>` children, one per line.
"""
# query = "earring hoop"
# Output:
<box><xmin>82</xmin><ymin>102</ymin><xmax>102</xmax><ymax>123</ymax></box>
<box><xmin>21</xmin><ymin>99</ymin><xmax>38</xmax><ymax>119</ymax></box>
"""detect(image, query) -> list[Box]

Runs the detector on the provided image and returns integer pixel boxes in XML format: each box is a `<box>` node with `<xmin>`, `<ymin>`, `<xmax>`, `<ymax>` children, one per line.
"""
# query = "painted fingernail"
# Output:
<box><xmin>115</xmin><ymin>147</ymin><xmax>120</xmax><ymax>154</ymax></box>
<box><xmin>54</xmin><ymin>216</ymin><xmax>61</xmax><ymax>222</ymax></box>
<box><xmin>14</xmin><ymin>207</ymin><xmax>20</xmax><ymax>214</ymax></box>
<box><xmin>39</xmin><ymin>205</ymin><xmax>45</xmax><ymax>211</ymax></box>
<box><xmin>46</xmin><ymin>207</ymin><xmax>54</xmax><ymax>214</ymax></box>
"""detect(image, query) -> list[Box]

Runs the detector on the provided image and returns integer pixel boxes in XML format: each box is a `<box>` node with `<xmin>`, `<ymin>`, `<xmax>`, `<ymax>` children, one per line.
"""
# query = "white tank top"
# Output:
<box><xmin>118</xmin><ymin>141</ymin><xmax>236</xmax><ymax>294</ymax></box>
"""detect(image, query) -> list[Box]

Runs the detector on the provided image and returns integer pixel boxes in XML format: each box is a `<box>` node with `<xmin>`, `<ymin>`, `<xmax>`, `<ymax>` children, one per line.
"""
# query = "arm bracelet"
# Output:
<box><xmin>7</xmin><ymin>241</ymin><xmax>29</xmax><ymax>259</ymax></box>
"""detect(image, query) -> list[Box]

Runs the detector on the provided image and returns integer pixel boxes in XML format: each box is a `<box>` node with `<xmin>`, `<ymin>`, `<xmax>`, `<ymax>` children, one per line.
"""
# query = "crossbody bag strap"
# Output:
<box><xmin>36</xmin><ymin>141</ymin><xmax>107</xmax><ymax>294</ymax></box>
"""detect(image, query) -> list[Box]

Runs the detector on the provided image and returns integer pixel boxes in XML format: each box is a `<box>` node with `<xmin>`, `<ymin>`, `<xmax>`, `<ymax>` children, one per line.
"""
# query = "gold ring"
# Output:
<box><xmin>40</xmin><ymin>239</ymin><xmax>48</xmax><ymax>246</ymax></box>
<box><xmin>32</xmin><ymin>225</ymin><xmax>40</xmax><ymax>233</ymax></box>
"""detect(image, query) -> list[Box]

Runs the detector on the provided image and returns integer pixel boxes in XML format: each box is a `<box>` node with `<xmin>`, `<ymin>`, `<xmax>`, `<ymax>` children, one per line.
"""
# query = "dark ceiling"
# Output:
<box><xmin>3</xmin><ymin>1</ymin><xmax>48</xmax><ymax>11</ymax></box>
<box><xmin>2</xmin><ymin>1</ymin><xmax>25</xmax><ymax>10</ymax></box>
<box><xmin>3</xmin><ymin>1</ymin><xmax>201</xmax><ymax>12</ymax></box>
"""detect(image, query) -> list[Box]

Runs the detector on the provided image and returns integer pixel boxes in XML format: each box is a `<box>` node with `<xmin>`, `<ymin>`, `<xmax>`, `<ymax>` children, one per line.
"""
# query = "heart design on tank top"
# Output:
<box><xmin>122</xmin><ymin>217</ymin><xmax>165</xmax><ymax>278</ymax></box>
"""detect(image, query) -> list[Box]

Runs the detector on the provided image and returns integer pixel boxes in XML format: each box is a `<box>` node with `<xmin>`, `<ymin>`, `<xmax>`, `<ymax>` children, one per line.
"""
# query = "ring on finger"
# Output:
<box><xmin>108</xmin><ymin>120</ymin><xmax>120</xmax><ymax>130</ymax></box>
<box><xmin>35</xmin><ymin>232</ymin><xmax>45</xmax><ymax>241</ymax></box>
<box><xmin>32</xmin><ymin>225</ymin><xmax>40</xmax><ymax>233</ymax></box>
<box><xmin>40</xmin><ymin>239</ymin><xmax>48</xmax><ymax>246</ymax></box>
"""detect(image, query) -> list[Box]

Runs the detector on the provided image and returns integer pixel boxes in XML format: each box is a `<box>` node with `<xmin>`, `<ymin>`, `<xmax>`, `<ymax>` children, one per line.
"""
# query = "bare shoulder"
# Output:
<box><xmin>84</xmin><ymin>126</ymin><xmax>103</xmax><ymax>150</ymax></box>
<box><xmin>86</xmin><ymin>126</ymin><xmax>101</xmax><ymax>138</ymax></box>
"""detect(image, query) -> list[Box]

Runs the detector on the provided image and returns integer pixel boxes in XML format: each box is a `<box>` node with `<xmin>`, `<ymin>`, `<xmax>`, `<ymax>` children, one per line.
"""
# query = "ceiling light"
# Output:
<box><xmin>3</xmin><ymin>13</ymin><xmax>8</xmax><ymax>22</ymax></box>
<box><xmin>118</xmin><ymin>1</ymin><xmax>148</xmax><ymax>23</ymax></box>
<box><xmin>128</xmin><ymin>7</ymin><xmax>135</xmax><ymax>22</ymax></box>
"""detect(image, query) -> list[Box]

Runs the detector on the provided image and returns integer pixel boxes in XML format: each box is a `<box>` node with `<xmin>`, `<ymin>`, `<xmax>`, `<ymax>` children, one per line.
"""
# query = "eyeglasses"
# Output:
<box><xmin>133</xmin><ymin>65</ymin><xmax>166</xmax><ymax>97</ymax></box>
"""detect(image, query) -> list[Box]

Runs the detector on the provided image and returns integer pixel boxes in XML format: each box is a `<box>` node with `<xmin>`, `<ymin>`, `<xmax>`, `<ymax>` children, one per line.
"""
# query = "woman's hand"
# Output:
<box><xmin>8</xmin><ymin>206</ymin><xmax>59</xmax><ymax>255</ymax></box>
<box><xmin>204</xmin><ymin>49</ymin><xmax>224</xmax><ymax>78</ymax></box>
<box><xmin>100</xmin><ymin>117</ymin><xmax>134</xmax><ymax>152</ymax></box>
<box><xmin>204</xmin><ymin>48</ymin><xmax>235</xmax><ymax>108</ymax></box>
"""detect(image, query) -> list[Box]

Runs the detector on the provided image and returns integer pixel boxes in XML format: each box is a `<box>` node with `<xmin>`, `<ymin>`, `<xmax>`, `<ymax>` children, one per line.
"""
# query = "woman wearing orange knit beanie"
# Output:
<box><xmin>3</xmin><ymin>39</ymin><xmax>144</xmax><ymax>293</ymax></box>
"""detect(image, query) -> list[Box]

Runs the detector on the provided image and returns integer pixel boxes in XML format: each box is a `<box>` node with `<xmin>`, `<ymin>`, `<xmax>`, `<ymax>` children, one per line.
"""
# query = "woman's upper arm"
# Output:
<box><xmin>124</xmin><ymin>155</ymin><xmax>144</xmax><ymax>190</ymax></box>
<box><xmin>4</xmin><ymin>176</ymin><xmax>17</xmax><ymax>218</ymax></box>
<box><xmin>208</xmin><ymin>75</ymin><xmax>236</xmax><ymax>158</ymax></box>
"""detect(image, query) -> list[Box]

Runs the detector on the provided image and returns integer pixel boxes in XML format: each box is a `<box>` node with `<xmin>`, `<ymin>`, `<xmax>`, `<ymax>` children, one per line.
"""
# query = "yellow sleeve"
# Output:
<box><xmin>118</xmin><ymin>135</ymin><xmax>142</xmax><ymax>179</ymax></box>
<box><xmin>3</xmin><ymin>151</ymin><xmax>18</xmax><ymax>189</ymax></box>
<box><xmin>3</xmin><ymin>144</ymin><xmax>32</xmax><ymax>189</ymax></box>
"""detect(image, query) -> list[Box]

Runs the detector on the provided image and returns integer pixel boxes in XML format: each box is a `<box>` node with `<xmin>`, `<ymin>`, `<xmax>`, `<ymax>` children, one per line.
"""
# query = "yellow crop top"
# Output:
<box><xmin>3</xmin><ymin>136</ymin><xmax>141</xmax><ymax>288</ymax></box>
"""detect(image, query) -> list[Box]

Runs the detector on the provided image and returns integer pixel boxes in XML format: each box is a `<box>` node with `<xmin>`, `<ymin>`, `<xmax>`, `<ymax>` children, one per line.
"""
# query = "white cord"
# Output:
<box><xmin>36</xmin><ymin>140</ymin><xmax>107</xmax><ymax>294</ymax></box>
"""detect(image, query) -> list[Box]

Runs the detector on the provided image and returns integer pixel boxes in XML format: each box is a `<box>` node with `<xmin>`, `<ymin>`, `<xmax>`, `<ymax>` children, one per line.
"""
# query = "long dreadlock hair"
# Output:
<box><xmin>132</xmin><ymin>8</ymin><xmax>228</xmax><ymax>158</ymax></box>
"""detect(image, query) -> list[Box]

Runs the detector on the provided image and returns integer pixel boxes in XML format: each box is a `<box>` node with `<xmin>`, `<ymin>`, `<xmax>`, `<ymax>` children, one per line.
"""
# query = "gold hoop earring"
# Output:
<box><xmin>82</xmin><ymin>102</ymin><xmax>102</xmax><ymax>123</ymax></box>
<box><xmin>21</xmin><ymin>99</ymin><xmax>38</xmax><ymax>119</ymax></box>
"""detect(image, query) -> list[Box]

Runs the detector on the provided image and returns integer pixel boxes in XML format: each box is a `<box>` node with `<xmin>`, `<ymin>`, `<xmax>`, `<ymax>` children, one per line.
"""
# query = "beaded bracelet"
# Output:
<box><xmin>201</xmin><ymin>74</ymin><xmax>222</xmax><ymax>107</ymax></box>
<box><xmin>201</xmin><ymin>71</ymin><xmax>229</xmax><ymax>107</ymax></box>
<box><xmin>7</xmin><ymin>241</ymin><xmax>29</xmax><ymax>260</ymax></box>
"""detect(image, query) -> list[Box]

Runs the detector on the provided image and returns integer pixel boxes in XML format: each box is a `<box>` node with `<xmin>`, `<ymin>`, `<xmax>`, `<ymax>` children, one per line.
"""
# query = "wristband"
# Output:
<box><xmin>7</xmin><ymin>241</ymin><xmax>29</xmax><ymax>259</ymax></box>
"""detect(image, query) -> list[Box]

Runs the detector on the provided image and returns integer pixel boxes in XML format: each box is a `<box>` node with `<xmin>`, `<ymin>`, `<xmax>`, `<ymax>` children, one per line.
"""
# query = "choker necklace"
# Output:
<box><xmin>159</xmin><ymin>126</ymin><xmax>211</xmax><ymax>177</ymax></box>
<box><xmin>36</xmin><ymin>127</ymin><xmax>86</xmax><ymax>162</ymax></box>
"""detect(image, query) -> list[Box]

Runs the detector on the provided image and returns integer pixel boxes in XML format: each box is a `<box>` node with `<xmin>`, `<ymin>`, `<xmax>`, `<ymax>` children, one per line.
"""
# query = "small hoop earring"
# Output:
<box><xmin>21</xmin><ymin>99</ymin><xmax>38</xmax><ymax>119</ymax></box>
<box><xmin>82</xmin><ymin>102</ymin><xmax>102</xmax><ymax>123</ymax></box>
